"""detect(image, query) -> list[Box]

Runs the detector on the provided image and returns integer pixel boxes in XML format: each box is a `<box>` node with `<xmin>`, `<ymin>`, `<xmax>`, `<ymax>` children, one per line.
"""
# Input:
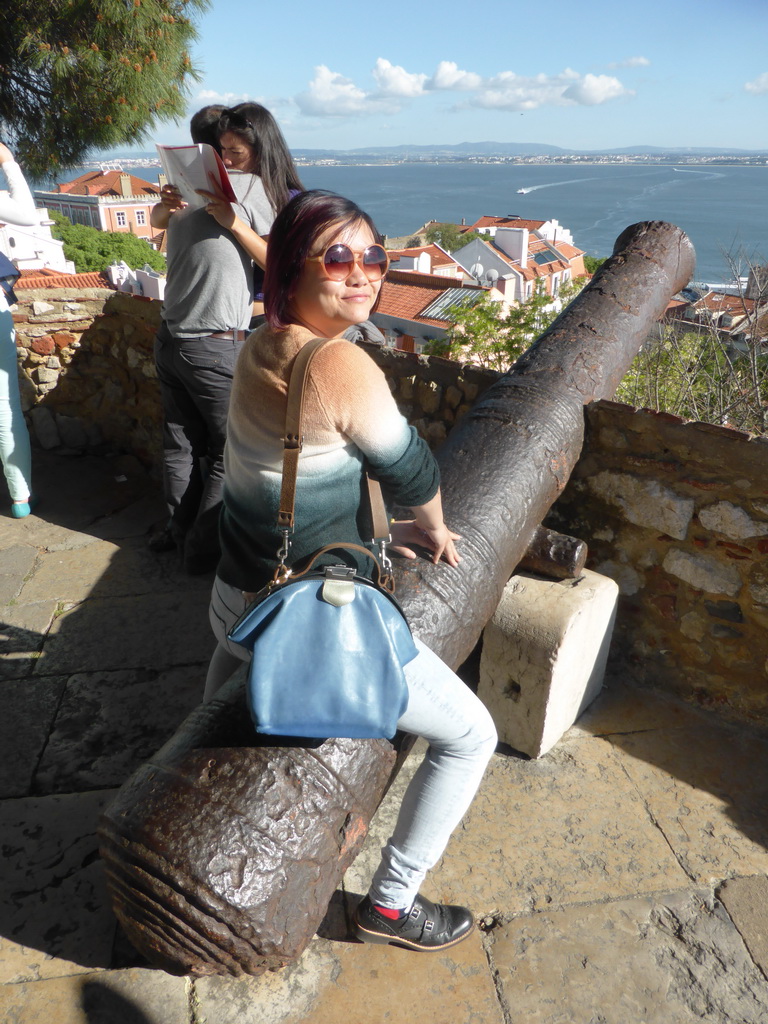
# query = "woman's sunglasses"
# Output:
<box><xmin>306</xmin><ymin>243</ymin><xmax>389</xmax><ymax>282</ymax></box>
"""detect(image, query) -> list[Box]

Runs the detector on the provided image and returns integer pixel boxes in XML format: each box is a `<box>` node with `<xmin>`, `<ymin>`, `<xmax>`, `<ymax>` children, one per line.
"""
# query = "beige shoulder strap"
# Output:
<box><xmin>277</xmin><ymin>338</ymin><xmax>390</xmax><ymax>542</ymax></box>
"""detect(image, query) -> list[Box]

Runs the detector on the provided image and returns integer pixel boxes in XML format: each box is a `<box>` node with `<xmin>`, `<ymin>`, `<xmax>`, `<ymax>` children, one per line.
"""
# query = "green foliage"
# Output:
<box><xmin>616</xmin><ymin>325</ymin><xmax>768</xmax><ymax>436</ymax></box>
<box><xmin>424</xmin><ymin>222</ymin><xmax>481</xmax><ymax>253</ymax></box>
<box><xmin>50</xmin><ymin>211</ymin><xmax>165</xmax><ymax>273</ymax></box>
<box><xmin>429</xmin><ymin>291</ymin><xmax>541</xmax><ymax>372</ymax></box>
<box><xmin>583</xmin><ymin>255</ymin><xmax>607</xmax><ymax>275</ymax></box>
<box><xmin>430</xmin><ymin>277</ymin><xmax>586</xmax><ymax>372</ymax></box>
<box><xmin>0</xmin><ymin>0</ymin><xmax>208</xmax><ymax>179</ymax></box>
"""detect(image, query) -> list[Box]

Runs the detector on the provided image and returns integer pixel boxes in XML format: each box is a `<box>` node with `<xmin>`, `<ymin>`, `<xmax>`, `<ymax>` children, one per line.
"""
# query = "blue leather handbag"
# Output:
<box><xmin>228</xmin><ymin>543</ymin><xmax>416</xmax><ymax>738</ymax></box>
<box><xmin>227</xmin><ymin>338</ymin><xmax>416</xmax><ymax>740</ymax></box>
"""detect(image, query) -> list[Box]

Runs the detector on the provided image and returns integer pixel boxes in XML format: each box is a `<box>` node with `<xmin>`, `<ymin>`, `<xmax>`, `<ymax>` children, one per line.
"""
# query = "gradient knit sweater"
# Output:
<box><xmin>218</xmin><ymin>324</ymin><xmax>440</xmax><ymax>591</ymax></box>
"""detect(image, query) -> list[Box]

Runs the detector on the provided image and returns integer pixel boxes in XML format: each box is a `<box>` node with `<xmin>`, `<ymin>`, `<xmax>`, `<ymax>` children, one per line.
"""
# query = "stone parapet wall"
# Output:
<box><xmin>12</xmin><ymin>288</ymin><xmax>160</xmax><ymax>458</ymax></box>
<box><xmin>546</xmin><ymin>401</ymin><xmax>768</xmax><ymax>725</ymax></box>
<box><xmin>12</xmin><ymin>293</ymin><xmax>497</xmax><ymax>471</ymax></box>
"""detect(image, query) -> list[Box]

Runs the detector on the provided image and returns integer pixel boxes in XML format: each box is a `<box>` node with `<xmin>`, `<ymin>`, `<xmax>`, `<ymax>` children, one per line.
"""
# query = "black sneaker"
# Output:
<box><xmin>354</xmin><ymin>894</ymin><xmax>474</xmax><ymax>952</ymax></box>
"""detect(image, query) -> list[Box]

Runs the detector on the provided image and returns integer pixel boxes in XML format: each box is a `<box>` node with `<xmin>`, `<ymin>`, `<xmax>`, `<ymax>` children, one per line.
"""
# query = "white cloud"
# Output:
<box><xmin>196</xmin><ymin>89</ymin><xmax>254</xmax><ymax>106</ymax></box>
<box><xmin>292</xmin><ymin>60</ymin><xmax>632</xmax><ymax>119</ymax></box>
<box><xmin>608</xmin><ymin>56</ymin><xmax>651</xmax><ymax>69</ymax></box>
<box><xmin>372</xmin><ymin>58</ymin><xmax>427</xmax><ymax>98</ymax></box>
<box><xmin>428</xmin><ymin>61</ymin><xmax>483</xmax><ymax>91</ymax></box>
<box><xmin>745</xmin><ymin>72</ymin><xmax>768</xmax><ymax>95</ymax></box>
<box><xmin>469</xmin><ymin>69</ymin><xmax>630</xmax><ymax>111</ymax></box>
<box><xmin>295</xmin><ymin>66</ymin><xmax>377</xmax><ymax>117</ymax></box>
<box><xmin>563</xmin><ymin>73</ymin><xmax>632</xmax><ymax>106</ymax></box>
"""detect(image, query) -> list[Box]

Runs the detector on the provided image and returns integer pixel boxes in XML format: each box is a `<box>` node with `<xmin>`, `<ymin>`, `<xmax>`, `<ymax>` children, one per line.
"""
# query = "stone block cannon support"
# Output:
<box><xmin>99</xmin><ymin>222</ymin><xmax>695</xmax><ymax>976</ymax></box>
<box><xmin>479</xmin><ymin>568</ymin><xmax>620</xmax><ymax>757</ymax></box>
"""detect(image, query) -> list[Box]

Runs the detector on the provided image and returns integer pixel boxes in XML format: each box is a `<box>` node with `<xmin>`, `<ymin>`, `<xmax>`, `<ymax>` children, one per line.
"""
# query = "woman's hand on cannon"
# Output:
<box><xmin>406</xmin><ymin>489</ymin><xmax>461</xmax><ymax>567</ymax></box>
<box><xmin>389</xmin><ymin>520</ymin><xmax>461</xmax><ymax>567</ymax></box>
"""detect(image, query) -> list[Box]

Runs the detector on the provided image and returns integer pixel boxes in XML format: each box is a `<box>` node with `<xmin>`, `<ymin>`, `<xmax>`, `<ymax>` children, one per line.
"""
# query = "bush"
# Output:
<box><xmin>50</xmin><ymin>211</ymin><xmax>165</xmax><ymax>274</ymax></box>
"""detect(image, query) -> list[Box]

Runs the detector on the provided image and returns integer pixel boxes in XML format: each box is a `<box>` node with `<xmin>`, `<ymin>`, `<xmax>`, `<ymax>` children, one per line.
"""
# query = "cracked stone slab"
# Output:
<box><xmin>0</xmin><ymin>676</ymin><xmax>66</xmax><ymax>798</ymax></box>
<box><xmin>87</xmin><ymin>492</ymin><xmax>168</xmax><ymax>542</ymax></box>
<box><xmin>195</xmin><ymin>926</ymin><xmax>502</xmax><ymax>1024</ymax></box>
<box><xmin>33</xmin><ymin>665</ymin><xmax>208</xmax><ymax>794</ymax></box>
<box><xmin>18</xmin><ymin>538</ymin><xmax>210</xmax><ymax>605</ymax></box>
<box><xmin>33</xmin><ymin>590</ymin><xmax>214</xmax><ymax>675</ymax></box>
<box><xmin>0</xmin><ymin>544</ymin><xmax>38</xmax><ymax>605</ymax></box>
<box><xmin>0</xmin><ymin>599</ymin><xmax>58</xmax><ymax>679</ymax></box>
<box><xmin>610</xmin><ymin>714</ymin><xmax>768</xmax><ymax>882</ymax></box>
<box><xmin>0</xmin><ymin>968</ymin><xmax>190</xmax><ymax>1024</ymax></box>
<box><xmin>0</xmin><ymin>791</ymin><xmax>117</xmax><ymax>984</ymax></box>
<box><xmin>414</xmin><ymin>737</ymin><xmax>688</xmax><ymax>915</ymax></box>
<box><xmin>17</xmin><ymin>542</ymin><xmax>123</xmax><ymax>605</ymax></box>
<box><xmin>719</xmin><ymin>875</ymin><xmax>768</xmax><ymax>979</ymax></box>
<box><xmin>565</xmin><ymin>673</ymin><xmax>697</xmax><ymax>739</ymax></box>
<box><xmin>489</xmin><ymin>889</ymin><xmax>768</xmax><ymax>1023</ymax></box>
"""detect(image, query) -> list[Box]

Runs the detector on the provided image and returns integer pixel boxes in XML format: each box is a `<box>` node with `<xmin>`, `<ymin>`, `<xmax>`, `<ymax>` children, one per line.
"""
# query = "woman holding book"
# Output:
<box><xmin>150</xmin><ymin>104</ymin><xmax>303</xmax><ymax>574</ymax></box>
<box><xmin>204</xmin><ymin>190</ymin><xmax>497</xmax><ymax>952</ymax></box>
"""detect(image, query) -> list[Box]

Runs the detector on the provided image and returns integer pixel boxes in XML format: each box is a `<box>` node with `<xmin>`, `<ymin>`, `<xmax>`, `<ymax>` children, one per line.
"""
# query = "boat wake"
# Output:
<box><xmin>516</xmin><ymin>176</ymin><xmax>602</xmax><ymax>195</ymax></box>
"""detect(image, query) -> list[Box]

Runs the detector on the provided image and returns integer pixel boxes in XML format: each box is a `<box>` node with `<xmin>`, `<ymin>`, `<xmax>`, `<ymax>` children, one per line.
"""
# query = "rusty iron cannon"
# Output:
<box><xmin>99</xmin><ymin>221</ymin><xmax>695</xmax><ymax>976</ymax></box>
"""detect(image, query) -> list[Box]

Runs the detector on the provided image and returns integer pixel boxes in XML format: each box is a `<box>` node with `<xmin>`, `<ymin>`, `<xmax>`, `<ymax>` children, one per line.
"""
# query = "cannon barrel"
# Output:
<box><xmin>100</xmin><ymin>222</ymin><xmax>695</xmax><ymax>976</ymax></box>
<box><xmin>399</xmin><ymin>220</ymin><xmax>695</xmax><ymax>665</ymax></box>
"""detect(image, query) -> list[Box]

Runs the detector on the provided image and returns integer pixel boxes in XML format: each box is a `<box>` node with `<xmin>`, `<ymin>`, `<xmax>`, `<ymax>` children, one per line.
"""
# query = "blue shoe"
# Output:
<box><xmin>11</xmin><ymin>497</ymin><xmax>37</xmax><ymax>519</ymax></box>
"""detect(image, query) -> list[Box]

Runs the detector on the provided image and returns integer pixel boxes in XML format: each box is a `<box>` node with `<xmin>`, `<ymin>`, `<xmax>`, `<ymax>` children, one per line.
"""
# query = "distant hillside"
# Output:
<box><xmin>292</xmin><ymin>142</ymin><xmax>767</xmax><ymax>159</ymax></box>
<box><xmin>84</xmin><ymin>141</ymin><xmax>768</xmax><ymax>166</ymax></box>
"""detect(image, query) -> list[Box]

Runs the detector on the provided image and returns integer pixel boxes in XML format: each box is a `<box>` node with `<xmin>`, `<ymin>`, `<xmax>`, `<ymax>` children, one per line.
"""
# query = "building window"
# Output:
<box><xmin>115</xmin><ymin>211</ymin><xmax>127</xmax><ymax>227</ymax></box>
<box><xmin>135</xmin><ymin>210</ymin><xmax>146</xmax><ymax>226</ymax></box>
<box><xmin>71</xmin><ymin>206</ymin><xmax>90</xmax><ymax>227</ymax></box>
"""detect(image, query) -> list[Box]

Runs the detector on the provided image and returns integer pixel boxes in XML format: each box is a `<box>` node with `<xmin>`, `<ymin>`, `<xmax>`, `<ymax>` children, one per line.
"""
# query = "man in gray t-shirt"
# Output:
<box><xmin>151</xmin><ymin>145</ymin><xmax>275</xmax><ymax>574</ymax></box>
<box><xmin>162</xmin><ymin>172</ymin><xmax>273</xmax><ymax>336</ymax></box>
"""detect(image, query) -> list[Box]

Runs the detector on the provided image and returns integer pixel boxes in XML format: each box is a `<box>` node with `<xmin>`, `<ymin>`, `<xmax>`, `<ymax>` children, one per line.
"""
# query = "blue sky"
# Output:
<box><xmin>144</xmin><ymin>0</ymin><xmax>768</xmax><ymax>153</ymax></box>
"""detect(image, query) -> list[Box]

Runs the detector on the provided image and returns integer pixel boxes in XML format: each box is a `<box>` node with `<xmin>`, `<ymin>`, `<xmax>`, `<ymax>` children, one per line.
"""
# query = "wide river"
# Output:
<box><xmin>299</xmin><ymin>162</ymin><xmax>767</xmax><ymax>287</ymax></box>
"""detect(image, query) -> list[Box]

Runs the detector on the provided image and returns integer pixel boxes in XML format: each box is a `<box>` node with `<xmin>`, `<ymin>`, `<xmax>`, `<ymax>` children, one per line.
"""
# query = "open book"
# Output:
<box><xmin>155</xmin><ymin>143</ymin><xmax>238</xmax><ymax>208</ymax></box>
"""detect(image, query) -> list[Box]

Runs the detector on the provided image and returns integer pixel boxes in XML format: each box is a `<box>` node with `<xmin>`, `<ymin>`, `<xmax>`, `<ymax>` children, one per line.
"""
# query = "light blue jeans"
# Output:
<box><xmin>0</xmin><ymin>297</ymin><xmax>32</xmax><ymax>503</ymax></box>
<box><xmin>206</xmin><ymin>575</ymin><xmax>497</xmax><ymax>910</ymax></box>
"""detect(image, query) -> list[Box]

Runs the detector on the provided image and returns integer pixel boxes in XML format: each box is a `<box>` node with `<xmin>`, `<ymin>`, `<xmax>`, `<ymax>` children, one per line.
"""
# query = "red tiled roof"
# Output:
<box><xmin>696</xmin><ymin>291</ymin><xmax>756</xmax><ymax>316</ymax></box>
<box><xmin>468</xmin><ymin>215</ymin><xmax>545</xmax><ymax>232</ymax></box>
<box><xmin>550</xmin><ymin>240</ymin><xmax>585</xmax><ymax>259</ymax></box>
<box><xmin>43</xmin><ymin>169</ymin><xmax>159</xmax><ymax>199</ymax></box>
<box><xmin>388</xmin><ymin>243</ymin><xmax>460</xmax><ymax>268</ymax></box>
<box><xmin>378</xmin><ymin>271</ymin><xmax>485</xmax><ymax>328</ymax></box>
<box><xmin>17</xmin><ymin>268</ymin><xmax>114</xmax><ymax>290</ymax></box>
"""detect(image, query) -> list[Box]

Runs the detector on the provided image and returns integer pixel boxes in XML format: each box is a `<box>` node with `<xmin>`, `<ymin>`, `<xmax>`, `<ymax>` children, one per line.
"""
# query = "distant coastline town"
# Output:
<box><xmin>74</xmin><ymin>150</ymin><xmax>768</xmax><ymax>173</ymax></box>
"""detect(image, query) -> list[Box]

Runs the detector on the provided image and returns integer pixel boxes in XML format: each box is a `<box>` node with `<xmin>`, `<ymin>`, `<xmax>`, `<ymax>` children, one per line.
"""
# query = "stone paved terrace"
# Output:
<box><xmin>2</xmin><ymin>450</ymin><xmax>768</xmax><ymax>1024</ymax></box>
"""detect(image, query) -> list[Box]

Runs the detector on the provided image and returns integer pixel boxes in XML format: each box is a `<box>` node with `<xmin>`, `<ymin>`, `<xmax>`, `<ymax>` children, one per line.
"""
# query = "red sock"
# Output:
<box><xmin>373</xmin><ymin>903</ymin><xmax>406</xmax><ymax>920</ymax></box>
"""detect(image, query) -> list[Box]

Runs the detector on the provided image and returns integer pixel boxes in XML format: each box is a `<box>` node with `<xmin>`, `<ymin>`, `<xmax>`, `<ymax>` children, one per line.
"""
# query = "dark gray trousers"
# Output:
<box><xmin>154</xmin><ymin>322</ymin><xmax>244</xmax><ymax>563</ymax></box>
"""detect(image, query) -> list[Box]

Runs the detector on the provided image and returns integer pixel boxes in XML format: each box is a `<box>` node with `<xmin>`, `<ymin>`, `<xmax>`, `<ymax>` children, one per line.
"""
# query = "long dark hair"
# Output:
<box><xmin>264</xmin><ymin>190</ymin><xmax>383</xmax><ymax>331</ymax></box>
<box><xmin>217</xmin><ymin>102</ymin><xmax>304</xmax><ymax>213</ymax></box>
